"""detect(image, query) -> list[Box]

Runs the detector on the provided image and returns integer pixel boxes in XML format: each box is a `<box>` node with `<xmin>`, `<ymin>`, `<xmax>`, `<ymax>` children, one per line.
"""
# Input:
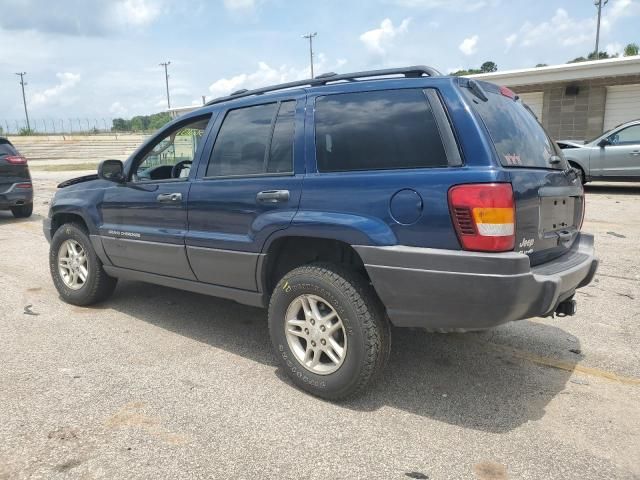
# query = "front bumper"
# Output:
<box><xmin>354</xmin><ymin>233</ymin><xmax>598</xmax><ymax>330</ymax></box>
<box><xmin>43</xmin><ymin>217</ymin><xmax>52</xmax><ymax>242</ymax></box>
<box><xmin>0</xmin><ymin>184</ymin><xmax>33</xmax><ymax>209</ymax></box>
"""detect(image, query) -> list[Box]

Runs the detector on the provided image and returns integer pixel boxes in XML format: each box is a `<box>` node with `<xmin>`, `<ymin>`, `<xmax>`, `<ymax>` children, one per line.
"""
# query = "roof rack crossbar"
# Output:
<box><xmin>205</xmin><ymin>65</ymin><xmax>441</xmax><ymax>106</ymax></box>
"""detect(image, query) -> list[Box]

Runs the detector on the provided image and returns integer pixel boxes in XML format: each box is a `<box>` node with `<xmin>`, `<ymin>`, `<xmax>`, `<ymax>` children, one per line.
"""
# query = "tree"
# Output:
<box><xmin>535</xmin><ymin>63</ymin><xmax>548</xmax><ymax>68</ymax></box>
<box><xmin>624</xmin><ymin>42</ymin><xmax>639</xmax><ymax>56</ymax></box>
<box><xmin>480</xmin><ymin>61</ymin><xmax>498</xmax><ymax>73</ymax></box>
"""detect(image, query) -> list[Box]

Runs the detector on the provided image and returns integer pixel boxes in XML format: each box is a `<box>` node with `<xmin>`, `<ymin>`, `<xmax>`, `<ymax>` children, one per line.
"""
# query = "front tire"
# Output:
<box><xmin>11</xmin><ymin>203</ymin><xmax>33</xmax><ymax>218</ymax></box>
<box><xmin>268</xmin><ymin>263</ymin><xmax>390</xmax><ymax>400</ymax></box>
<box><xmin>49</xmin><ymin>223</ymin><xmax>117</xmax><ymax>305</ymax></box>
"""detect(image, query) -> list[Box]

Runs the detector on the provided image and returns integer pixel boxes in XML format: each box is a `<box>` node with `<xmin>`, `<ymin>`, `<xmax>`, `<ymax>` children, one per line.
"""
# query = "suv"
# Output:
<box><xmin>558</xmin><ymin>119</ymin><xmax>640</xmax><ymax>183</ymax></box>
<box><xmin>0</xmin><ymin>137</ymin><xmax>33</xmax><ymax>218</ymax></box>
<box><xmin>44</xmin><ymin>66</ymin><xmax>598</xmax><ymax>399</ymax></box>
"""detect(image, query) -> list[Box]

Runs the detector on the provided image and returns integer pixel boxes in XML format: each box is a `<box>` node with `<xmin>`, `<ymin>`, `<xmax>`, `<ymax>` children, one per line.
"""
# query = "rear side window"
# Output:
<box><xmin>462</xmin><ymin>82</ymin><xmax>562</xmax><ymax>169</ymax></box>
<box><xmin>206</xmin><ymin>101</ymin><xmax>295</xmax><ymax>177</ymax></box>
<box><xmin>315</xmin><ymin>89</ymin><xmax>449</xmax><ymax>172</ymax></box>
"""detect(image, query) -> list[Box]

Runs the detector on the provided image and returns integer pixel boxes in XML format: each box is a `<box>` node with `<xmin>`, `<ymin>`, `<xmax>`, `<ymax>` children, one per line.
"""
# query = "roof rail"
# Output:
<box><xmin>205</xmin><ymin>65</ymin><xmax>442</xmax><ymax>106</ymax></box>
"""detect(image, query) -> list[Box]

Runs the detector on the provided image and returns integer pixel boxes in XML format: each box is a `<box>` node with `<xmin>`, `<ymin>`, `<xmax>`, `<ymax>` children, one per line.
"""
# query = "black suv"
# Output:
<box><xmin>0</xmin><ymin>138</ymin><xmax>33</xmax><ymax>218</ymax></box>
<box><xmin>44</xmin><ymin>67</ymin><xmax>597</xmax><ymax>399</ymax></box>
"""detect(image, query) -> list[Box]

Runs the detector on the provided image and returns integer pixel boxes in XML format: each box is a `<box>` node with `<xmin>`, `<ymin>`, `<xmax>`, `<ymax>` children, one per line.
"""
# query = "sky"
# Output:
<box><xmin>0</xmin><ymin>0</ymin><xmax>639</xmax><ymax>125</ymax></box>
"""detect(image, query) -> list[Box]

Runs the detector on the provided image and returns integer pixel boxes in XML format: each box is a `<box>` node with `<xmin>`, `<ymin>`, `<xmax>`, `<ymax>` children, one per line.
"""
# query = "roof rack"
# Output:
<box><xmin>205</xmin><ymin>65</ymin><xmax>441</xmax><ymax>106</ymax></box>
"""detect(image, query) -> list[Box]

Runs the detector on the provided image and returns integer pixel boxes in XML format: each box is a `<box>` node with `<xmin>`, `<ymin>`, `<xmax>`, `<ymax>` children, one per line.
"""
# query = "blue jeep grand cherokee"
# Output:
<box><xmin>44</xmin><ymin>66</ymin><xmax>598</xmax><ymax>399</ymax></box>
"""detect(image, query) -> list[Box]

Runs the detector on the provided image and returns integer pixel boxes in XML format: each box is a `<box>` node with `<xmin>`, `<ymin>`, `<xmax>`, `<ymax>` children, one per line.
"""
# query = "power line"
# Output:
<box><xmin>302</xmin><ymin>32</ymin><xmax>317</xmax><ymax>78</ymax></box>
<box><xmin>159</xmin><ymin>61</ymin><xmax>171</xmax><ymax>109</ymax></box>
<box><xmin>15</xmin><ymin>72</ymin><xmax>30</xmax><ymax>131</ymax></box>
<box><xmin>594</xmin><ymin>0</ymin><xmax>609</xmax><ymax>59</ymax></box>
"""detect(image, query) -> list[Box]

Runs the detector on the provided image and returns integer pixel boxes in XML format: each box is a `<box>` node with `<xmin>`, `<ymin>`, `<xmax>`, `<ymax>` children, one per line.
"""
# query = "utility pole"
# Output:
<box><xmin>15</xmin><ymin>72</ymin><xmax>31</xmax><ymax>131</ymax></box>
<box><xmin>594</xmin><ymin>0</ymin><xmax>608</xmax><ymax>60</ymax></box>
<box><xmin>302</xmin><ymin>32</ymin><xmax>317</xmax><ymax>78</ymax></box>
<box><xmin>159</xmin><ymin>61</ymin><xmax>171</xmax><ymax>109</ymax></box>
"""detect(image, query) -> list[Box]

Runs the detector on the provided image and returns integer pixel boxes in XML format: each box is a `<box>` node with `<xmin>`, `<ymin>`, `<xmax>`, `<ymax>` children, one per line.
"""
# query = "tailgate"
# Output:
<box><xmin>459</xmin><ymin>79</ymin><xmax>584</xmax><ymax>265</ymax></box>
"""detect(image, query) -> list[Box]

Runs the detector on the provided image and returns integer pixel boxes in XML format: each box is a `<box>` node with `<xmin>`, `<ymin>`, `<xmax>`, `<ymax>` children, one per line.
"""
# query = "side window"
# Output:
<box><xmin>610</xmin><ymin>125</ymin><xmax>640</xmax><ymax>145</ymax></box>
<box><xmin>132</xmin><ymin>117</ymin><xmax>210</xmax><ymax>182</ymax></box>
<box><xmin>206</xmin><ymin>101</ymin><xmax>296</xmax><ymax>177</ymax></box>
<box><xmin>315</xmin><ymin>89</ymin><xmax>449</xmax><ymax>172</ymax></box>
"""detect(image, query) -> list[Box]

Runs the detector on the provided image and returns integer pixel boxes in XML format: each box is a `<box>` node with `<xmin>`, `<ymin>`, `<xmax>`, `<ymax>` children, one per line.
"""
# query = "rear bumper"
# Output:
<box><xmin>354</xmin><ymin>233</ymin><xmax>598</xmax><ymax>330</ymax></box>
<box><xmin>0</xmin><ymin>183</ymin><xmax>33</xmax><ymax>209</ymax></box>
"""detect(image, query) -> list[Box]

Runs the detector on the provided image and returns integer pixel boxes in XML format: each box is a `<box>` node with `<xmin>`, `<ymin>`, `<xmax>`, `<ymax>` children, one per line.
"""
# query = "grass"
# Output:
<box><xmin>29</xmin><ymin>162</ymin><xmax>99</xmax><ymax>172</ymax></box>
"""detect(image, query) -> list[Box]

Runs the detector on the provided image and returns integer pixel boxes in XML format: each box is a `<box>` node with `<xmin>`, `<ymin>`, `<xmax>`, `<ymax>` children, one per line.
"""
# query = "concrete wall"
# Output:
<box><xmin>513</xmin><ymin>74</ymin><xmax>640</xmax><ymax>140</ymax></box>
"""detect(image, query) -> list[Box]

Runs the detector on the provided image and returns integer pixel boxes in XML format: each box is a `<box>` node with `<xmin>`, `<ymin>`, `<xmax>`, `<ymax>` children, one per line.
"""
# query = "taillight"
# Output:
<box><xmin>4</xmin><ymin>155</ymin><xmax>27</xmax><ymax>164</ymax></box>
<box><xmin>448</xmin><ymin>183</ymin><xmax>515</xmax><ymax>252</ymax></box>
<box><xmin>15</xmin><ymin>183</ymin><xmax>32</xmax><ymax>189</ymax></box>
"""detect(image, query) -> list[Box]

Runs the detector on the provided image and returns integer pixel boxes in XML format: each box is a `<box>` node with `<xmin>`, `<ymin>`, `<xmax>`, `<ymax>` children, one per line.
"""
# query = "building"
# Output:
<box><xmin>469</xmin><ymin>55</ymin><xmax>640</xmax><ymax>141</ymax></box>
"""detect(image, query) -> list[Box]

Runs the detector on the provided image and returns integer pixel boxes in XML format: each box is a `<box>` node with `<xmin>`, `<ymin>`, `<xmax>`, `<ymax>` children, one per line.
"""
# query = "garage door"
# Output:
<box><xmin>604</xmin><ymin>84</ymin><xmax>640</xmax><ymax>130</ymax></box>
<box><xmin>518</xmin><ymin>92</ymin><xmax>544</xmax><ymax>122</ymax></box>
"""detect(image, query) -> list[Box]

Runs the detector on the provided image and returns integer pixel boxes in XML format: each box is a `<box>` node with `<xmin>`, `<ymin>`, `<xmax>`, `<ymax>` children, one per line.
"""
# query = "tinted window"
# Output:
<box><xmin>610</xmin><ymin>125</ymin><xmax>640</xmax><ymax>145</ymax></box>
<box><xmin>315</xmin><ymin>89</ymin><xmax>448</xmax><ymax>172</ymax></box>
<box><xmin>462</xmin><ymin>82</ymin><xmax>563</xmax><ymax>169</ymax></box>
<box><xmin>268</xmin><ymin>101</ymin><xmax>296</xmax><ymax>173</ymax></box>
<box><xmin>207</xmin><ymin>103</ymin><xmax>276</xmax><ymax>177</ymax></box>
<box><xmin>0</xmin><ymin>142</ymin><xmax>18</xmax><ymax>157</ymax></box>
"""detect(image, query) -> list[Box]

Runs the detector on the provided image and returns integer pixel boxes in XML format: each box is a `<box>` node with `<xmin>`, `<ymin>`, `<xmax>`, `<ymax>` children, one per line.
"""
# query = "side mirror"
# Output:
<box><xmin>98</xmin><ymin>159</ymin><xmax>125</xmax><ymax>183</ymax></box>
<box><xmin>597</xmin><ymin>138</ymin><xmax>611</xmax><ymax>148</ymax></box>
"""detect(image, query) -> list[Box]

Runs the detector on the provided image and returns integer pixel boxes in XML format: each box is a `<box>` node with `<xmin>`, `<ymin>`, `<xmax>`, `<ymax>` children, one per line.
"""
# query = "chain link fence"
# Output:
<box><xmin>0</xmin><ymin>118</ymin><xmax>158</xmax><ymax>136</ymax></box>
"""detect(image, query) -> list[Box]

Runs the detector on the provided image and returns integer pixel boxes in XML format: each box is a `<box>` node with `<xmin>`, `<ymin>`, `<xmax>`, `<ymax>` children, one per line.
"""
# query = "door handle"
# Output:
<box><xmin>256</xmin><ymin>190</ymin><xmax>290</xmax><ymax>203</ymax></box>
<box><xmin>156</xmin><ymin>192</ymin><xmax>182</xmax><ymax>203</ymax></box>
<box><xmin>631</xmin><ymin>150</ymin><xmax>640</xmax><ymax>156</ymax></box>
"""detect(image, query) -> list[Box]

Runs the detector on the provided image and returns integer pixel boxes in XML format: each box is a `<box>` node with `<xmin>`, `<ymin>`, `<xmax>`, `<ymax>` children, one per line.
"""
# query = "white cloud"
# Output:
<box><xmin>31</xmin><ymin>72</ymin><xmax>81</xmax><ymax>107</ymax></box>
<box><xmin>113</xmin><ymin>0</ymin><xmax>162</xmax><ymax>27</ymax></box>
<box><xmin>508</xmin><ymin>1</ymin><xmax>640</xmax><ymax>51</ymax></box>
<box><xmin>459</xmin><ymin>35</ymin><xmax>479</xmax><ymax>55</ymax></box>
<box><xmin>208</xmin><ymin>56</ymin><xmax>346</xmax><ymax>99</ymax></box>
<box><xmin>505</xmin><ymin>33</ymin><xmax>517</xmax><ymax>50</ymax></box>
<box><xmin>359</xmin><ymin>18</ymin><xmax>411</xmax><ymax>56</ymax></box>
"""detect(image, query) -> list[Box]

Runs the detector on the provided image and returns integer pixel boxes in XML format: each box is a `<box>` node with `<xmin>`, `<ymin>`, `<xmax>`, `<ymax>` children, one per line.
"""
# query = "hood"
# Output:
<box><xmin>557</xmin><ymin>140</ymin><xmax>587</xmax><ymax>149</ymax></box>
<box><xmin>57</xmin><ymin>174</ymin><xmax>99</xmax><ymax>189</ymax></box>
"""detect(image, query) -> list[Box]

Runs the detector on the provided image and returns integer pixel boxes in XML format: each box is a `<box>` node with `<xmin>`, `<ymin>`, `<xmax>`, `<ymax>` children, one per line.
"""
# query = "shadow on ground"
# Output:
<box><xmin>103</xmin><ymin>280</ymin><xmax>579</xmax><ymax>434</ymax></box>
<box><xmin>585</xmin><ymin>183</ymin><xmax>640</xmax><ymax>195</ymax></box>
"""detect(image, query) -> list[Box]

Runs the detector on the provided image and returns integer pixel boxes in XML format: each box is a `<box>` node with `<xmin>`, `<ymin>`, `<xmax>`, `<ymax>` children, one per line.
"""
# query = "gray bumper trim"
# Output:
<box><xmin>354</xmin><ymin>233</ymin><xmax>598</xmax><ymax>329</ymax></box>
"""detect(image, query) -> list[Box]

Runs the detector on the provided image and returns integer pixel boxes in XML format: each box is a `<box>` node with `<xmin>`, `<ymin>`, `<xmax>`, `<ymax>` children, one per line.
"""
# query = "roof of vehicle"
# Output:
<box><xmin>204</xmin><ymin>65</ymin><xmax>442</xmax><ymax>107</ymax></box>
<box><xmin>0</xmin><ymin>137</ymin><xmax>12</xmax><ymax>145</ymax></box>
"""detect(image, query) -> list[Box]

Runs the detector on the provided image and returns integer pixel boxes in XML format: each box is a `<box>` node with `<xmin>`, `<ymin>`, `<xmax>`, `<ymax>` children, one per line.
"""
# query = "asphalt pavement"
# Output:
<box><xmin>0</xmin><ymin>171</ymin><xmax>638</xmax><ymax>479</ymax></box>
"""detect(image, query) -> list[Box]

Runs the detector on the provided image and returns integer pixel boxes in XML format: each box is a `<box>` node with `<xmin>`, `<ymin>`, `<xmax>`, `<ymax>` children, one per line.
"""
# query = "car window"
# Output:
<box><xmin>315</xmin><ymin>89</ymin><xmax>449</xmax><ymax>172</ymax></box>
<box><xmin>462</xmin><ymin>81</ymin><xmax>563</xmax><ymax>170</ymax></box>
<box><xmin>132</xmin><ymin>117</ymin><xmax>210</xmax><ymax>182</ymax></box>
<box><xmin>609</xmin><ymin>125</ymin><xmax>640</xmax><ymax>145</ymax></box>
<box><xmin>206</xmin><ymin>101</ymin><xmax>295</xmax><ymax>177</ymax></box>
<box><xmin>0</xmin><ymin>142</ymin><xmax>18</xmax><ymax>157</ymax></box>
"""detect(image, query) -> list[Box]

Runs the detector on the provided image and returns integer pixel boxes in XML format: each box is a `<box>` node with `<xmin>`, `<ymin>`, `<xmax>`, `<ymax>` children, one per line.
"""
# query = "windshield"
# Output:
<box><xmin>462</xmin><ymin>81</ymin><xmax>566</xmax><ymax>170</ymax></box>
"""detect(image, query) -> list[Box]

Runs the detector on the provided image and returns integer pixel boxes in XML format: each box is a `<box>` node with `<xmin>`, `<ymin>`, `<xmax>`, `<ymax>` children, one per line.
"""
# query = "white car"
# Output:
<box><xmin>558</xmin><ymin>119</ymin><xmax>640</xmax><ymax>183</ymax></box>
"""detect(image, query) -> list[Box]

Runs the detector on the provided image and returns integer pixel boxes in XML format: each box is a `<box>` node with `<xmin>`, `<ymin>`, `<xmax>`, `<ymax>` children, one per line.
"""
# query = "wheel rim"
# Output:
<box><xmin>284</xmin><ymin>294</ymin><xmax>347</xmax><ymax>375</ymax></box>
<box><xmin>57</xmin><ymin>239</ymin><xmax>88</xmax><ymax>290</ymax></box>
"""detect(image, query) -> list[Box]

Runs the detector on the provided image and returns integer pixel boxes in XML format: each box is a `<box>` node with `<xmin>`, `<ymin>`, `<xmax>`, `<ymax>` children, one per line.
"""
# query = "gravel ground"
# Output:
<box><xmin>0</xmin><ymin>171</ymin><xmax>639</xmax><ymax>480</ymax></box>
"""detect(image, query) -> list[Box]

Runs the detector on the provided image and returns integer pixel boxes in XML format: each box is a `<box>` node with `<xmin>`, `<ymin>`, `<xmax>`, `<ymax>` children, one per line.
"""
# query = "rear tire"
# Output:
<box><xmin>49</xmin><ymin>223</ymin><xmax>117</xmax><ymax>306</ymax></box>
<box><xmin>268</xmin><ymin>263</ymin><xmax>390</xmax><ymax>400</ymax></box>
<box><xmin>11</xmin><ymin>203</ymin><xmax>32</xmax><ymax>218</ymax></box>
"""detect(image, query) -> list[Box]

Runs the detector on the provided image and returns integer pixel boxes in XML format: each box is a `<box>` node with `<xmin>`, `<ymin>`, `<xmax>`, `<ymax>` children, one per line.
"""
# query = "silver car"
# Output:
<box><xmin>558</xmin><ymin>119</ymin><xmax>640</xmax><ymax>183</ymax></box>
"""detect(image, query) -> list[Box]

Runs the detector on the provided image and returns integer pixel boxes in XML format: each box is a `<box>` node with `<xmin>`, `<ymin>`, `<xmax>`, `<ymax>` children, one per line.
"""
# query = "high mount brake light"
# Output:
<box><xmin>4</xmin><ymin>155</ymin><xmax>27</xmax><ymax>165</ymax></box>
<box><xmin>499</xmin><ymin>85</ymin><xmax>516</xmax><ymax>100</ymax></box>
<box><xmin>448</xmin><ymin>183</ymin><xmax>515</xmax><ymax>252</ymax></box>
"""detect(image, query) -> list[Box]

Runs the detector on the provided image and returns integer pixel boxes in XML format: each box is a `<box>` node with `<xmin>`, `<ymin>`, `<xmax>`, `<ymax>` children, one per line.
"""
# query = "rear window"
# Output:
<box><xmin>462</xmin><ymin>82</ymin><xmax>563</xmax><ymax>169</ymax></box>
<box><xmin>0</xmin><ymin>142</ymin><xmax>18</xmax><ymax>157</ymax></box>
<box><xmin>315</xmin><ymin>89</ymin><xmax>449</xmax><ymax>172</ymax></box>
